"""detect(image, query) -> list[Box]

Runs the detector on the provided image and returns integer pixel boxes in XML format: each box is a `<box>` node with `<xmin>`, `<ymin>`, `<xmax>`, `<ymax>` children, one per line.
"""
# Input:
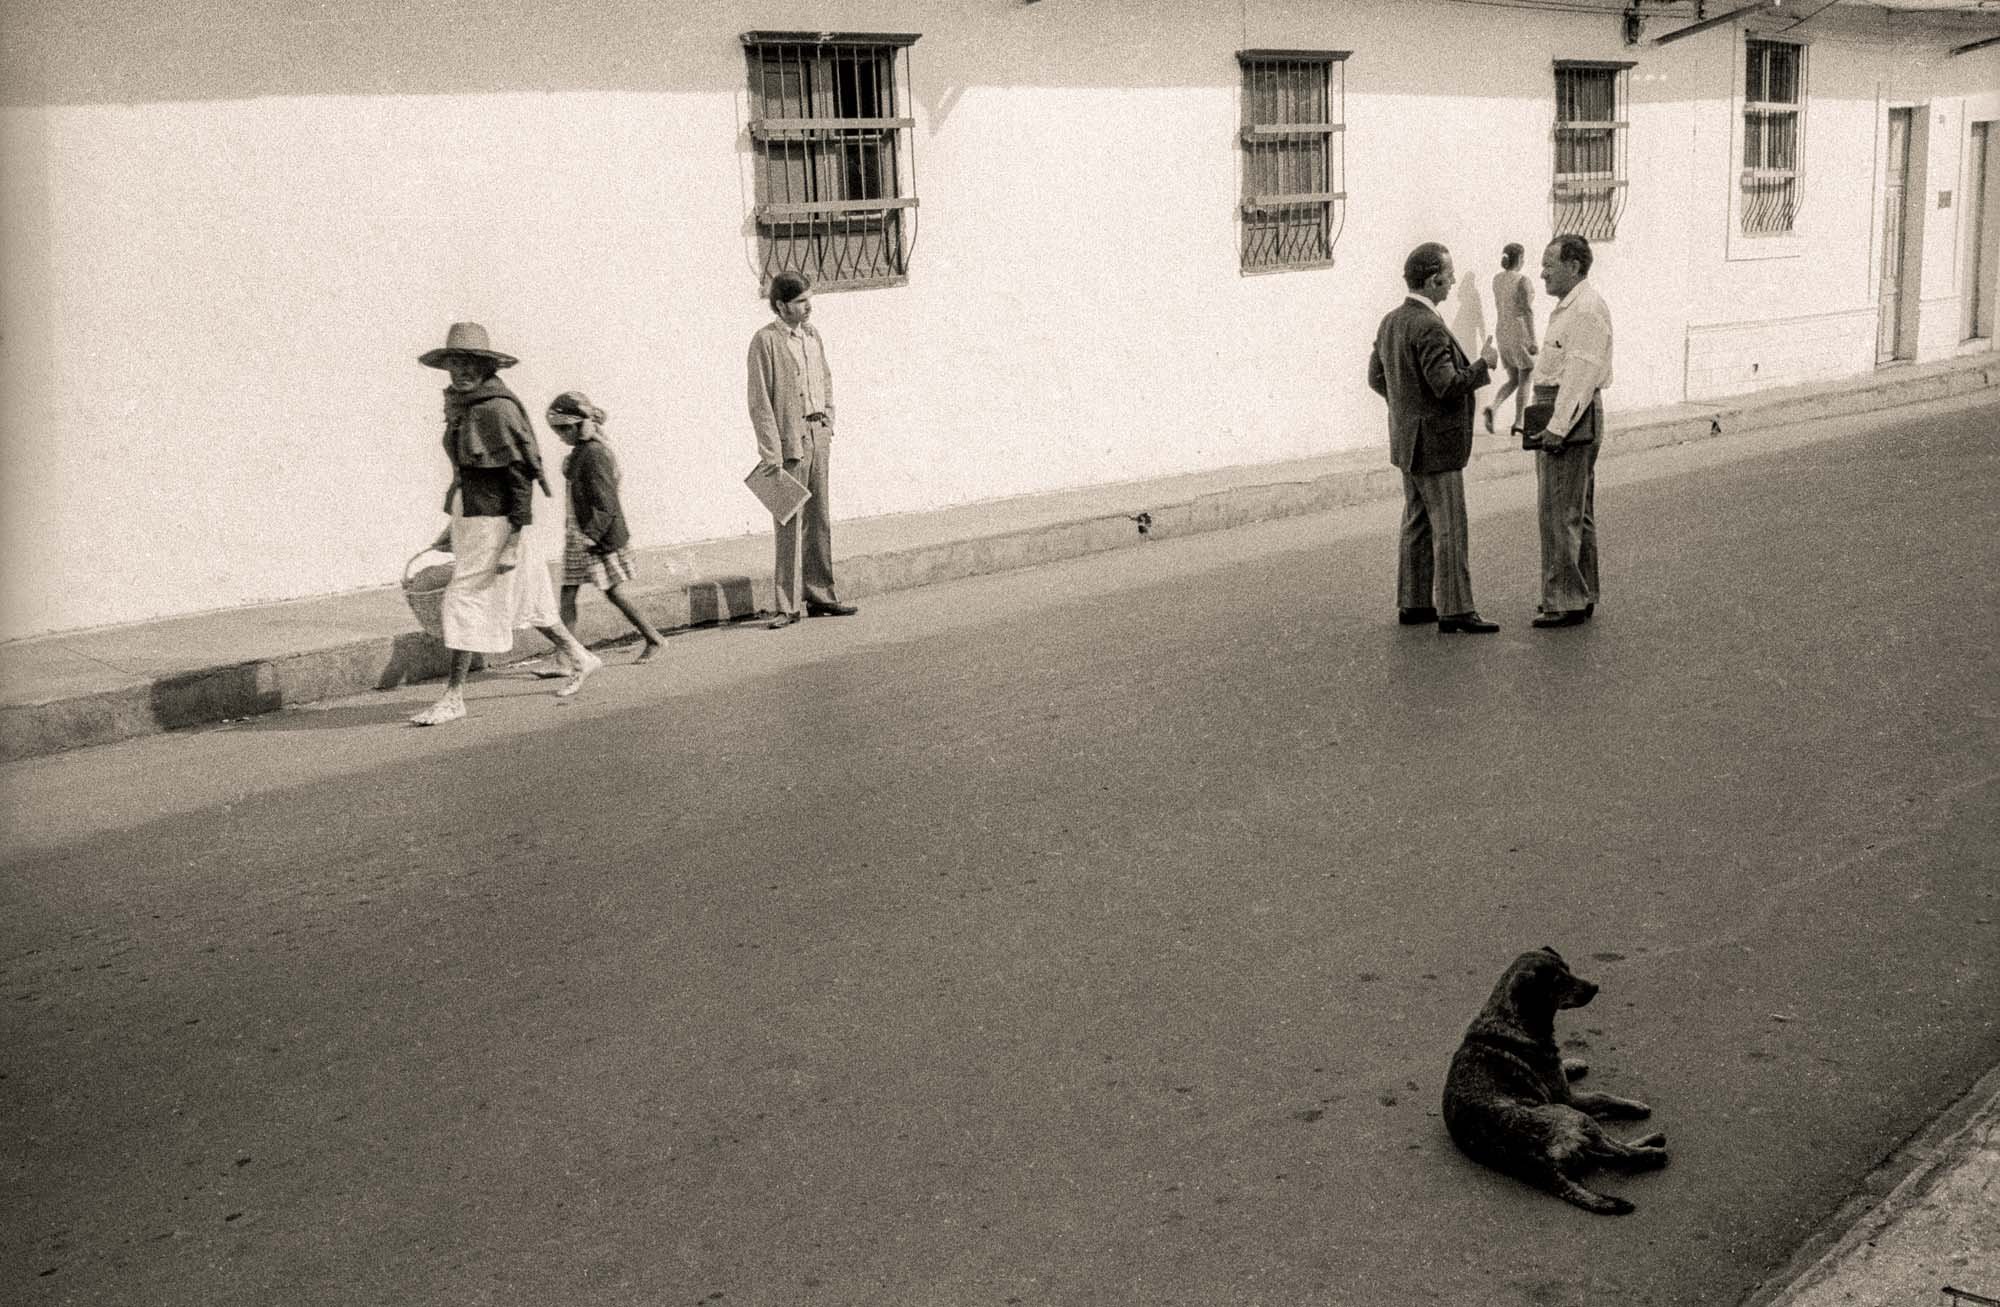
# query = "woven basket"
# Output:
<box><xmin>401</xmin><ymin>549</ymin><xmax>455</xmax><ymax>639</ymax></box>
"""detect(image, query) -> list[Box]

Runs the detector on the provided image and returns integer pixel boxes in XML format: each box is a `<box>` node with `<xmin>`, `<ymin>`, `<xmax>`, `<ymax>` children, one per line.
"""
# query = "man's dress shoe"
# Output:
<box><xmin>1398</xmin><ymin>606</ymin><xmax>1439</xmax><ymax>625</ymax></box>
<box><xmin>767</xmin><ymin>611</ymin><xmax>801</xmax><ymax>629</ymax></box>
<box><xmin>807</xmin><ymin>602</ymin><xmax>860</xmax><ymax>617</ymax></box>
<box><xmin>1531</xmin><ymin>609</ymin><xmax>1590</xmax><ymax>628</ymax></box>
<box><xmin>1438</xmin><ymin>612</ymin><xmax>1500</xmax><ymax>634</ymax></box>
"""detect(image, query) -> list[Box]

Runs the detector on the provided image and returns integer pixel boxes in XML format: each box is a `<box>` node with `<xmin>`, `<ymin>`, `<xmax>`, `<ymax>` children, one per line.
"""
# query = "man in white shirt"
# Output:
<box><xmin>1525</xmin><ymin>234</ymin><xmax>1613</xmax><ymax>628</ymax></box>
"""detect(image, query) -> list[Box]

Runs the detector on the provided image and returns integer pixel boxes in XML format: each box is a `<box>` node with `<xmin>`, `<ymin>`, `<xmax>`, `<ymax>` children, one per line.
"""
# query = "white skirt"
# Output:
<box><xmin>440</xmin><ymin>508</ymin><xmax>561</xmax><ymax>653</ymax></box>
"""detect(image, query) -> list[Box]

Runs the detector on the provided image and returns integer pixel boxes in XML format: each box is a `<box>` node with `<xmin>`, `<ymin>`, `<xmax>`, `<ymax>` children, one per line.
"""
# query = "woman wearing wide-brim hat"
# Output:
<box><xmin>411</xmin><ymin>322</ymin><xmax>600</xmax><ymax>726</ymax></box>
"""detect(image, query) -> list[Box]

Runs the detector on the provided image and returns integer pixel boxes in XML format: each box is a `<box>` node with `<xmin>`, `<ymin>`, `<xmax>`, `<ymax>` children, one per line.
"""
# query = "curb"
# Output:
<box><xmin>1740</xmin><ymin>1060</ymin><xmax>2000</xmax><ymax>1307</ymax></box>
<box><xmin>3</xmin><ymin>356</ymin><xmax>1997</xmax><ymax>765</ymax></box>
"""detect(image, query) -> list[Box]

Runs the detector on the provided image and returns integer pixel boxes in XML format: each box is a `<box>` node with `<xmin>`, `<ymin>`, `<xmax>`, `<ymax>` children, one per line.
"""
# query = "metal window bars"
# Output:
<box><xmin>1237</xmin><ymin>50</ymin><xmax>1350</xmax><ymax>273</ymax></box>
<box><xmin>742</xmin><ymin>32</ymin><xmax>921</xmax><ymax>291</ymax></box>
<box><xmin>1740</xmin><ymin>39</ymin><xmax>1804</xmax><ymax>236</ymax></box>
<box><xmin>1552</xmin><ymin>61</ymin><xmax>1632</xmax><ymax>242</ymax></box>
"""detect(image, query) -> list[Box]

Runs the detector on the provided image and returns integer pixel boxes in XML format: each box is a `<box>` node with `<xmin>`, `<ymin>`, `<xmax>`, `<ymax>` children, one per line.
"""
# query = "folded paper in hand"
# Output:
<box><xmin>744</xmin><ymin>463</ymin><xmax>811</xmax><ymax>524</ymax></box>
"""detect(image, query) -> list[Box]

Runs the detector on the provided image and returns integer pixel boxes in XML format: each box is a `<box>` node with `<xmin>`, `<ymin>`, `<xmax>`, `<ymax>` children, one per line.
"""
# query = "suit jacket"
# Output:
<box><xmin>747</xmin><ymin>319</ymin><xmax>836</xmax><ymax>465</ymax></box>
<box><xmin>1367</xmin><ymin>298</ymin><xmax>1492</xmax><ymax>475</ymax></box>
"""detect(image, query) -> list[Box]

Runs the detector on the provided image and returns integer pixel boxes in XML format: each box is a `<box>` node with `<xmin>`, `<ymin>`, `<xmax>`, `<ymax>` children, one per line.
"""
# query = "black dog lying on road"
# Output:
<box><xmin>1442</xmin><ymin>947</ymin><xmax>1668</xmax><ymax>1215</ymax></box>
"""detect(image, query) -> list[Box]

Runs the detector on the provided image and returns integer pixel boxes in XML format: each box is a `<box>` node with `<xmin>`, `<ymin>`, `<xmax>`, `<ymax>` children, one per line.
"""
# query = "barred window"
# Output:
<box><xmin>742</xmin><ymin>32</ymin><xmax>920</xmax><ymax>291</ymax></box>
<box><xmin>1237</xmin><ymin>50</ymin><xmax>1349</xmax><ymax>273</ymax></box>
<box><xmin>1741</xmin><ymin>39</ymin><xmax>1804</xmax><ymax>236</ymax></box>
<box><xmin>1552</xmin><ymin>61</ymin><xmax>1631</xmax><ymax>241</ymax></box>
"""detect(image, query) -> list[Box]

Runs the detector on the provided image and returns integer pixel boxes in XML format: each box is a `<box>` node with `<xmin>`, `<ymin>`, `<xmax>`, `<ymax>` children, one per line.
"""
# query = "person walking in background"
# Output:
<box><xmin>1368</xmin><ymin>243</ymin><xmax>1502</xmax><ymax>635</ymax></box>
<box><xmin>1524</xmin><ymin>234</ymin><xmax>1614</xmax><ymax>628</ymax></box>
<box><xmin>547</xmin><ymin>390</ymin><xmax>666</xmax><ymax>671</ymax></box>
<box><xmin>747</xmin><ymin>271</ymin><xmax>859</xmax><ymax>629</ymax></box>
<box><xmin>1485</xmin><ymin>242</ymin><xmax>1539</xmax><ymax>436</ymax></box>
<box><xmin>412</xmin><ymin>322</ymin><xmax>599</xmax><ymax>726</ymax></box>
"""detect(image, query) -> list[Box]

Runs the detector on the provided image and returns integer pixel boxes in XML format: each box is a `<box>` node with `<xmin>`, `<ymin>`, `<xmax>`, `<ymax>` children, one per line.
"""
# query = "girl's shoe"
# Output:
<box><xmin>1482</xmin><ymin>406</ymin><xmax>1495</xmax><ymax>434</ymax></box>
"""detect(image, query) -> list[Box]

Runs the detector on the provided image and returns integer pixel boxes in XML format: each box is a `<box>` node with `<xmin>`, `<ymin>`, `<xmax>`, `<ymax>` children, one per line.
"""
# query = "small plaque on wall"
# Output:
<box><xmin>1939</xmin><ymin>191</ymin><xmax>1953</xmax><ymax>208</ymax></box>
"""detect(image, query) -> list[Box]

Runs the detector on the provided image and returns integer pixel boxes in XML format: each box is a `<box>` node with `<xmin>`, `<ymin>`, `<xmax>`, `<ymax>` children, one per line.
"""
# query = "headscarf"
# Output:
<box><xmin>546</xmin><ymin>390</ymin><xmax>607</xmax><ymax>444</ymax></box>
<box><xmin>549</xmin><ymin>390</ymin><xmax>619</xmax><ymax>483</ymax></box>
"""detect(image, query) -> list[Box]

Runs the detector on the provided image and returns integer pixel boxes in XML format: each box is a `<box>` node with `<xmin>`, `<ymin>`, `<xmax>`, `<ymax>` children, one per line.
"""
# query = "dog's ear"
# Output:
<box><xmin>1540</xmin><ymin>945</ymin><xmax>1566</xmax><ymax>965</ymax></box>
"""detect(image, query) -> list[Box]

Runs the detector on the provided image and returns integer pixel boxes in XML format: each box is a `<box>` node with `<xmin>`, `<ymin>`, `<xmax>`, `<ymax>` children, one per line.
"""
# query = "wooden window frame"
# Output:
<box><xmin>742</xmin><ymin>31</ymin><xmax>921</xmax><ymax>293</ymax></box>
<box><xmin>1552</xmin><ymin>60</ymin><xmax>1632</xmax><ymax>242</ymax></box>
<box><xmin>1740</xmin><ymin>37</ymin><xmax>1806</xmax><ymax>238</ymax></box>
<box><xmin>1237</xmin><ymin>49</ymin><xmax>1350</xmax><ymax>274</ymax></box>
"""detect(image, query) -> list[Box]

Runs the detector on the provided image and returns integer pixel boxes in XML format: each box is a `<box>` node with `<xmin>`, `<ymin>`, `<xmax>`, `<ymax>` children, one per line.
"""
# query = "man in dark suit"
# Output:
<box><xmin>1368</xmin><ymin>242</ymin><xmax>1501</xmax><ymax>634</ymax></box>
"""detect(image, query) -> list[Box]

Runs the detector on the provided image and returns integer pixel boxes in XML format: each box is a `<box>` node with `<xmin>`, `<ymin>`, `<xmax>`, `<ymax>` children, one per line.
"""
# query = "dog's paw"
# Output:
<box><xmin>1633</xmin><ymin>1131</ymin><xmax>1666</xmax><ymax>1149</ymax></box>
<box><xmin>1562</xmin><ymin>1057</ymin><xmax>1590</xmax><ymax>1081</ymax></box>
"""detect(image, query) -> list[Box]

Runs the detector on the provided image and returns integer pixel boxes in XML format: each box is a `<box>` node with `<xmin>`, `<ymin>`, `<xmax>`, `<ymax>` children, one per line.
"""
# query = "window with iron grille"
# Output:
<box><xmin>1552</xmin><ymin>61</ymin><xmax>1631</xmax><ymax>241</ymax></box>
<box><xmin>1741</xmin><ymin>38</ymin><xmax>1804</xmax><ymax>236</ymax></box>
<box><xmin>742</xmin><ymin>32</ymin><xmax>920</xmax><ymax>291</ymax></box>
<box><xmin>1237</xmin><ymin>50</ymin><xmax>1349</xmax><ymax>273</ymax></box>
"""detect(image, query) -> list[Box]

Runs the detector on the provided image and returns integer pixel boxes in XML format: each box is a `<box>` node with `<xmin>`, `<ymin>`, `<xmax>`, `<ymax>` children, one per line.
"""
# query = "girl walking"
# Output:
<box><xmin>547</xmin><ymin>391</ymin><xmax>666</xmax><ymax>670</ymax></box>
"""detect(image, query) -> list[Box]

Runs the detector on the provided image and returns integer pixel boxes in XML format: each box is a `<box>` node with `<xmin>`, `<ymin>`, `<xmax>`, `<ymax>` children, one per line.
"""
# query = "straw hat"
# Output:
<box><xmin>418</xmin><ymin>321</ymin><xmax>518</xmax><ymax>370</ymax></box>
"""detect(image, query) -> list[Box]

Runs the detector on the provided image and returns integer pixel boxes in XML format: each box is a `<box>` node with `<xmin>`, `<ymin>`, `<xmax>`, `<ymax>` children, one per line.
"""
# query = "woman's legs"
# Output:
<box><xmin>536</xmin><ymin>623</ymin><xmax>600</xmax><ymax>697</ymax></box>
<box><xmin>412</xmin><ymin>649</ymin><xmax>478</xmax><ymax>725</ymax></box>
<box><xmin>1509</xmin><ymin>365</ymin><xmax>1534</xmax><ymax>426</ymax></box>
<box><xmin>602</xmin><ymin>583</ymin><xmax>667</xmax><ymax>660</ymax></box>
<box><xmin>1487</xmin><ymin>366</ymin><xmax>1529</xmax><ymax>434</ymax></box>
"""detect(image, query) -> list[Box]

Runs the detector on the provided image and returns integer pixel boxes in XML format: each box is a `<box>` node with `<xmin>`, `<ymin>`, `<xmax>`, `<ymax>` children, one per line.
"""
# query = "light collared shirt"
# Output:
<box><xmin>1540</xmin><ymin>279</ymin><xmax>1614</xmax><ymax>438</ymax></box>
<box><xmin>780</xmin><ymin>318</ymin><xmax>832</xmax><ymax>419</ymax></box>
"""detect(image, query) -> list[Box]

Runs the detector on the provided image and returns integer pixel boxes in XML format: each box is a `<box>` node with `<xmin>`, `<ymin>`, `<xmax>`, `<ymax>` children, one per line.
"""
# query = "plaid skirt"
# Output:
<box><xmin>562</xmin><ymin>526</ymin><xmax>636</xmax><ymax>589</ymax></box>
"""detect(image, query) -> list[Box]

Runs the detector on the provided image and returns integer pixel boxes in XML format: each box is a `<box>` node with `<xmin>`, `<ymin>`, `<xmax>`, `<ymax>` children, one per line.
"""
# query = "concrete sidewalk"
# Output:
<box><xmin>2</xmin><ymin>353</ymin><xmax>1996</xmax><ymax>766</ymax></box>
<box><xmin>1746</xmin><ymin>1066</ymin><xmax>2000</xmax><ymax>1307</ymax></box>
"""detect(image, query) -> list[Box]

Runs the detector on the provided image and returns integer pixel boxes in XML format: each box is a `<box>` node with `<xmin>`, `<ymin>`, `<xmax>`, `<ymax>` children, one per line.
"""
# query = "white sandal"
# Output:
<box><xmin>556</xmin><ymin>650</ymin><xmax>603</xmax><ymax>698</ymax></box>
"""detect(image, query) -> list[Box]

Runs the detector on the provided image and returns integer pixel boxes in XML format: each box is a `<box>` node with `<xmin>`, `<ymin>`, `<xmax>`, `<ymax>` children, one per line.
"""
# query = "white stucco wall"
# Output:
<box><xmin>1</xmin><ymin>0</ymin><xmax>1994</xmax><ymax>640</ymax></box>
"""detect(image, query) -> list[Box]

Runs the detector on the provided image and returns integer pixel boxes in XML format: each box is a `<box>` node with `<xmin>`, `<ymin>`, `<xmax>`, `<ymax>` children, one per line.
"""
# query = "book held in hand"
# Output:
<box><xmin>744</xmin><ymin>462</ymin><xmax>811</xmax><ymax>524</ymax></box>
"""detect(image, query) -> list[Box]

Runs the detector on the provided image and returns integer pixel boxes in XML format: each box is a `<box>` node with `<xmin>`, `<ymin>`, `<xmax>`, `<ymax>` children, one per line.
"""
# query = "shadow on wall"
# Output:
<box><xmin>0</xmin><ymin>0</ymin><xmax>1747</xmax><ymax>110</ymax></box>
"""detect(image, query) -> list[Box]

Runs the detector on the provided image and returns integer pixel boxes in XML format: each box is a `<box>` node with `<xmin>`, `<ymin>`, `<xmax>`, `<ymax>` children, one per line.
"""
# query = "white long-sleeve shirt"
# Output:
<box><xmin>1540</xmin><ymin>279</ymin><xmax>1613</xmax><ymax>439</ymax></box>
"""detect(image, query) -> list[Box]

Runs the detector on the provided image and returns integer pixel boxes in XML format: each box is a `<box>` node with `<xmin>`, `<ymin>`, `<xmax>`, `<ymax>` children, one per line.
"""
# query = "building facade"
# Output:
<box><xmin>1</xmin><ymin>0</ymin><xmax>1996</xmax><ymax>640</ymax></box>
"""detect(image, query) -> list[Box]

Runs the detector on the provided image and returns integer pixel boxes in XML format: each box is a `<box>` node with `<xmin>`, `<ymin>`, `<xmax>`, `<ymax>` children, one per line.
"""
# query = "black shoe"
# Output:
<box><xmin>806</xmin><ymin>601</ymin><xmax>859</xmax><ymax>617</ymax></box>
<box><xmin>1438</xmin><ymin>612</ymin><xmax>1500</xmax><ymax>634</ymax></box>
<box><xmin>767</xmin><ymin>611</ymin><xmax>801</xmax><ymax>629</ymax></box>
<box><xmin>1398</xmin><ymin>606</ymin><xmax>1439</xmax><ymax>626</ymax></box>
<box><xmin>1531</xmin><ymin>609</ymin><xmax>1590</xmax><ymax>628</ymax></box>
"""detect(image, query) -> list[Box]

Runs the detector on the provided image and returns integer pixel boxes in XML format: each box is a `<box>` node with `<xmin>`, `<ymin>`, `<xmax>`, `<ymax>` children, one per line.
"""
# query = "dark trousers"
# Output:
<box><xmin>1397</xmin><ymin>468</ymin><xmax>1474</xmax><ymax>617</ymax></box>
<box><xmin>1534</xmin><ymin>394</ymin><xmax>1601</xmax><ymax>614</ymax></box>
<box><xmin>775</xmin><ymin>425</ymin><xmax>838</xmax><ymax>614</ymax></box>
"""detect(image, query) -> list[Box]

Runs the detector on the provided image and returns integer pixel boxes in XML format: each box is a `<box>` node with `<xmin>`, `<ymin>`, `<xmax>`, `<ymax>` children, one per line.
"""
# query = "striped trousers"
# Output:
<box><xmin>1397</xmin><ymin>467</ymin><xmax>1474</xmax><ymax>617</ymax></box>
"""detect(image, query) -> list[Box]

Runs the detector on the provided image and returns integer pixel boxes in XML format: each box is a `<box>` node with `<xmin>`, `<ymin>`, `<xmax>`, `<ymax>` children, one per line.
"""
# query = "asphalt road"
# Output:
<box><xmin>4</xmin><ymin>396</ymin><xmax>1998</xmax><ymax>1307</ymax></box>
